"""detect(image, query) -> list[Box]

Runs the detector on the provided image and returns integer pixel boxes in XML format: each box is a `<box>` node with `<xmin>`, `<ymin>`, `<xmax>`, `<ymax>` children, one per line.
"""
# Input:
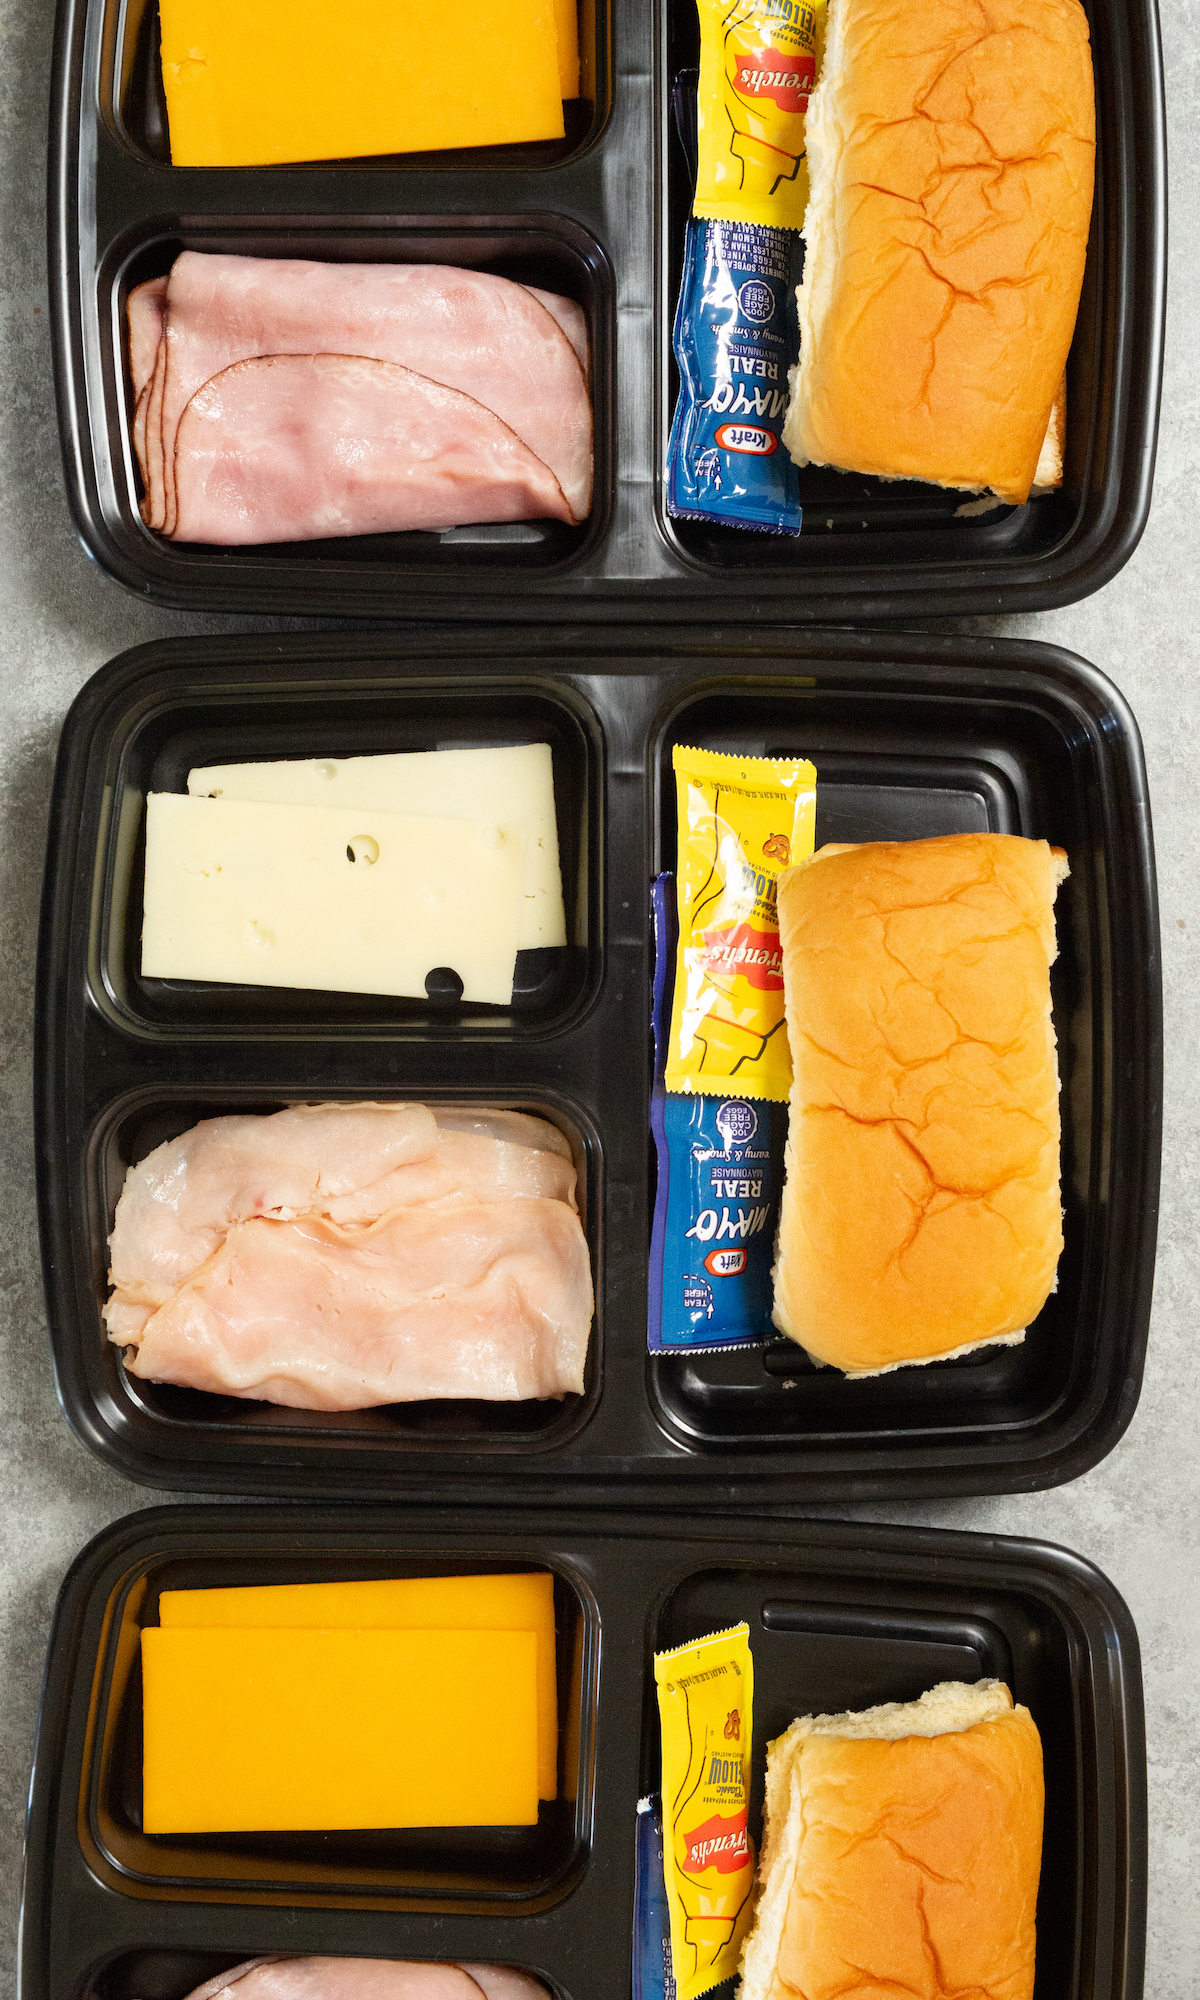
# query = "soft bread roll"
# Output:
<box><xmin>772</xmin><ymin>833</ymin><xmax>1067</xmax><ymax>1374</ymax></box>
<box><xmin>739</xmin><ymin>1681</ymin><xmax>1044</xmax><ymax>2000</ymax></box>
<box><xmin>783</xmin><ymin>0</ymin><xmax>1095</xmax><ymax>504</ymax></box>
<box><xmin>1033</xmin><ymin>380</ymin><xmax>1066</xmax><ymax>493</ymax></box>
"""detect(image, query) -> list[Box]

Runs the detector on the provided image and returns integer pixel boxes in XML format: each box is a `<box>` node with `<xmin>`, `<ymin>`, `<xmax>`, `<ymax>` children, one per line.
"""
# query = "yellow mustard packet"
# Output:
<box><xmin>693</xmin><ymin>0</ymin><xmax>826</xmax><ymax>230</ymax></box>
<box><xmin>665</xmin><ymin>746</ymin><xmax>816</xmax><ymax>1100</ymax></box>
<box><xmin>654</xmin><ymin>1622</ymin><xmax>756</xmax><ymax>2000</ymax></box>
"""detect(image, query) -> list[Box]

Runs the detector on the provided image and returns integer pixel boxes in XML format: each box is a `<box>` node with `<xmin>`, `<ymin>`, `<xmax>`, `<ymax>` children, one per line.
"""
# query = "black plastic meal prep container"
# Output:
<box><xmin>48</xmin><ymin>0</ymin><xmax>1166</xmax><ymax>621</ymax></box>
<box><xmin>19</xmin><ymin>1503</ymin><xmax>1147</xmax><ymax>2000</ymax></box>
<box><xmin>35</xmin><ymin>624</ymin><xmax>1161</xmax><ymax>1503</ymax></box>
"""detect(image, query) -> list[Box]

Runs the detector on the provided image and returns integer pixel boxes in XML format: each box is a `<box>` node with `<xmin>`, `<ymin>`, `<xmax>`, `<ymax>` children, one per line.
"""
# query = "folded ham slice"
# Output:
<box><xmin>124</xmin><ymin>1196</ymin><xmax>593</xmax><ymax>1407</ymax></box>
<box><xmin>127</xmin><ymin>274</ymin><xmax>169</xmax><ymax>479</ymax></box>
<box><xmin>128</xmin><ymin>275</ymin><xmax>168</xmax><ymax>397</ymax></box>
<box><xmin>136</xmin><ymin>252</ymin><xmax>592</xmax><ymax>535</ymax></box>
<box><xmin>182</xmin><ymin>1962</ymin><xmax>549</xmax><ymax>2000</ymax></box>
<box><xmin>522</xmin><ymin>286</ymin><xmax>589</xmax><ymax>376</ymax></box>
<box><xmin>170</xmin><ymin>354</ymin><xmax>573</xmax><ymax>545</ymax></box>
<box><xmin>458</xmin><ymin>1969</ymin><xmax>551</xmax><ymax>1999</ymax></box>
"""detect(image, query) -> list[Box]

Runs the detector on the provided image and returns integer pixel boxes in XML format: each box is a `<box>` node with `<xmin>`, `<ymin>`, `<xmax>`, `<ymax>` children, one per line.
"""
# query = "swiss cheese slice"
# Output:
<box><xmin>141</xmin><ymin>1625</ymin><xmax>540</xmax><ymax>1833</ymax></box>
<box><xmin>158</xmin><ymin>0</ymin><xmax>566</xmax><ymax>167</ymax></box>
<box><xmin>188</xmin><ymin>745</ymin><xmax>566</xmax><ymax>951</ymax></box>
<box><xmin>140</xmin><ymin>792</ymin><xmax>522</xmax><ymax>1004</ymax></box>
<box><xmin>158</xmin><ymin>1573</ymin><xmax>559</xmax><ymax>1800</ymax></box>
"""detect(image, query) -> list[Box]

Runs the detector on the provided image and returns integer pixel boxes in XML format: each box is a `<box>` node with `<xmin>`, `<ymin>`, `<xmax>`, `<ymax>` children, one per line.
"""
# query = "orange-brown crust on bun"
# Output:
<box><xmin>772</xmin><ymin>833</ymin><xmax>1067</xmax><ymax>1374</ymax></box>
<box><xmin>784</xmin><ymin>0</ymin><xmax>1095</xmax><ymax>504</ymax></box>
<box><xmin>739</xmin><ymin>1682</ymin><xmax>1044</xmax><ymax>2000</ymax></box>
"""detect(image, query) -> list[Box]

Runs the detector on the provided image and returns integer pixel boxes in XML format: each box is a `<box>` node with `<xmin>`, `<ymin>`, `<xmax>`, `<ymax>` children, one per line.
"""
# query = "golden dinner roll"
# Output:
<box><xmin>772</xmin><ymin>833</ymin><xmax>1068</xmax><ymax>1373</ymax></box>
<box><xmin>739</xmin><ymin>1680</ymin><xmax>1044</xmax><ymax>2000</ymax></box>
<box><xmin>783</xmin><ymin>0</ymin><xmax>1095</xmax><ymax>504</ymax></box>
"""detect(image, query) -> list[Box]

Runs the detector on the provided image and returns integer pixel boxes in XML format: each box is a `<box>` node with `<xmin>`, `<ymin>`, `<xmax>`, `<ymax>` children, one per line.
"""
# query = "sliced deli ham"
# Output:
<box><xmin>457</xmin><ymin>1969</ymin><xmax>552</xmax><ymax>2000</ymax></box>
<box><xmin>127</xmin><ymin>275</ymin><xmax>169</xmax><ymax>397</ymax></box>
<box><xmin>127</xmin><ymin>274</ymin><xmax>169</xmax><ymax>481</ymax></box>
<box><xmin>522</xmin><ymin>285</ymin><xmax>589</xmax><ymax>376</ymax></box>
<box><xmin>170</xmin><ymin>354</ymin><xmax>573</xmax><ymax>546</ymax></box>
<box><xmin>133</xmin><ymin>252</ymin><xmax>592</xmax><ymax>538</ymax></box>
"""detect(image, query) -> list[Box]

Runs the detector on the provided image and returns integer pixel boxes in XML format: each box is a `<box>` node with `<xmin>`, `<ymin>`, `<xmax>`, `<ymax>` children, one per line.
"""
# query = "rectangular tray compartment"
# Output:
<box><xmin>647</xmin><ymin>680</ymin><xmax>1096</xmax><ymax>1451</ymax></box>
<box><xmin>49</xmin><ymin>0</ymin><xmax>1165</xmax><ymax>617</ymax></box>
<box><xmin>82</xmin><ymin>1545</ymin><xmax>594</xmax><ymax>1909</ymax></box>
<box><xmin>107</xmin><ymin>0</ymin><xmax>611</xmax><ymax>170</ymax></box>
<box><xmin>99</xmin><ymin>214</ymin><xmax>613</xmax><ymax>586</ymax></box>
<box><xmin>651</xmin><ymin>1563</ymin><xmax>1087</xmax><ymax>2000</ymax></box>
<box><xmin>90</xmin><ymin>1085</ymin><xmax>600</xmax><ymax>1454</ymax></box>
<box><xmin>36</xmin><ymin>627</ymin><xmax>1159</xmax><ymax>1500</ymax></box>
<box><xmin>658</xmin><ymin>0</ymin><xmax>1113</xmax><ymax>586</ymax></box>
<box><xmin>87</xmin><ymin>666</ymin><xmax>602</xmax><ymax>1039</ymax></box>
<box><xmin>20</xmin><ymin>1507</ymin><xmax>1146</xmax><ymax>2000</ymax></box>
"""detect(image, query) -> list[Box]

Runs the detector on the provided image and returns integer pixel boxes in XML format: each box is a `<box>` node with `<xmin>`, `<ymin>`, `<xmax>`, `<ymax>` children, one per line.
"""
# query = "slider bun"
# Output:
<box><xmin>772</xmin><ymin>833</ymin><xmax>1068</xmax><ymax>1375</ymax></box>
<box><xmin>784</xmin><ymin>0</ymin><xmax>1095</xmax><ymax>505</ymax></box>
<box><xmin>740</xmin><ymin>1680</ymin><xmax>1044</xmax><ymax>2000</ymax></box>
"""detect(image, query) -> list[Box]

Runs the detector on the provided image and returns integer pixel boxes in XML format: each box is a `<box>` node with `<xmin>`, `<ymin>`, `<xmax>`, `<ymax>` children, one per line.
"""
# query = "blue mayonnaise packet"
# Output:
<box><xmin>634</xmin><ymin>1796</ymin><xmax>677</xmax><ymax>2000</ymax></box>
<box><xmin>666</xmin><ymin>218</ymin><xmax>803</xmax><ymax>536</ymax></box>
<box><xmin>649</xmin><ymin>873</ymin><xmax>787</xmax><ymax>1353</ymax></box>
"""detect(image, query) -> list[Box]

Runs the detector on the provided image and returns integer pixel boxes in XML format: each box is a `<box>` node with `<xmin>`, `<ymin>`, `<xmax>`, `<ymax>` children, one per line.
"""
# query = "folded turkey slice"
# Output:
<box><xmin>106</xmin><ymin>1102</ymin><xmax>577</xmax><ymax>1341</ymax></box>
<box><xmin>124</xmin><ymin>1196</ymin><xmax>593</xmax><ymax>1407</ymax></box>
<box><xmin>178</xmin><ymin>1963</ymin><xmax>513</xmax><ymax>2000</ymax></box>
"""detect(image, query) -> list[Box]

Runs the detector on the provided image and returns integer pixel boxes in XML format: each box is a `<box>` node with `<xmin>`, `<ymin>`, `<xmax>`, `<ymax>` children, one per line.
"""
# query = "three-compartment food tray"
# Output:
<box><xmin>19</xmin><ymin>1506</ymin><xmax>1147</xmax><ymax>2000</ymax></box>
<box><xmin>49</xmin><ymin>0</ymin><xmax>1166</xmax><ymax>620</ymax></box>
<box><xmin>35</xmin><ymin>624</ymin><xmax>1161</xmax><ymax>1503</ymax></box>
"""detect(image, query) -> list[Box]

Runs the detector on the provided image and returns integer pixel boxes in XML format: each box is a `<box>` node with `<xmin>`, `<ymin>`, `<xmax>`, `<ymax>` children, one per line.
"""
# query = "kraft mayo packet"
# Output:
<box><xmin>667</xmin><ymin>220</ymin><xmax>803</xmax><ymax>535</ymax></box>
<box><xmin>634</xmin><ymin>1796</ymin><xmax>677</xmax><ymax>2000</ymax></box>
<box><xmin>650</xmin><ymin>873</ymin><xmax>785</xmax><ymax>1352</ymax></box>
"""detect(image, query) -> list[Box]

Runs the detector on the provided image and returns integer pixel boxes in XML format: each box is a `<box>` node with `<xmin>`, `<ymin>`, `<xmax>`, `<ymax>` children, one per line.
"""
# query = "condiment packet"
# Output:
<box><xmin>633</xmin><ymin>1796</ymin><xmax>677</xmax><ymax>2000</ymax></box>
<box><xmin>666</xmin><ymin>0</ymin><xmax>825</xmax><ymax>535</ymax></box>
<box><xmin>664</xmin><ymin>747</ymin><xmax>816</xmax><ymax>1099</ymax></box>
<box><xmin>649</xmin><ymin>873</ymin><xmax>787</xmax><ymax>1351</ymax></box>
<box><xmin>667</xmin><ymin>221</ymin><xmax>803</xmax><ymax>534</ymax></box>
<box><xmin>653</xmin><ymin>1624</ymin><xmax>756</xmax><ymax>2000</ymax></box>
<box><xmin>693</xmin><ymin>0</ymin><xmax>824</xmax><ymax>231</ymax></box>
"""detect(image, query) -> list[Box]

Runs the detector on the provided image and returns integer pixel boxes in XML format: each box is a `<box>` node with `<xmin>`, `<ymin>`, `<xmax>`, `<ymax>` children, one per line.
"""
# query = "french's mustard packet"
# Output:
<box><xmin>665</xmin><ymin>746</ymin><xmax>816</xmax><ymax>1099</ymax></box>
<box><xmin>694</xmin><ymin>0</ymin><xmax>825</xmax><ymax>232</ymax></box>
<box><xmin>654</xmin><ymin>1624</ymin><xmax>755</xmax><ymax>2000</ymax></box>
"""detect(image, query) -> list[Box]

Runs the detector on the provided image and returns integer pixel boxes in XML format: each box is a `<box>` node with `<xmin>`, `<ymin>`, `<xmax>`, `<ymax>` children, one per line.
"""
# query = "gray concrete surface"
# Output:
<box><xmin>1</xmin><ymin>0</ymin><xmax>1197</xmax><ymax>1993</ymax></box>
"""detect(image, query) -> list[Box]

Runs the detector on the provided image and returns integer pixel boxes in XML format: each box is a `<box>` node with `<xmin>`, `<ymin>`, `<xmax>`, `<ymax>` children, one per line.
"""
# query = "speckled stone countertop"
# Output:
<box><xmin>1</xmin><ymin>0</ymin><xmax>1196</xmax><ymax>1993</ymax></box>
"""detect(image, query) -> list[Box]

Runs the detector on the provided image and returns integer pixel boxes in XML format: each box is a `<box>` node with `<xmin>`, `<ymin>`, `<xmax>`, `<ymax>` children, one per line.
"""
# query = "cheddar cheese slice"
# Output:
<box><xmin>158</xmin><ymin>1572</ymin><xmax>559</xmax><ymax>1799</ymax></box>
<box><xmin>158</xmin><ymin>0</ymin><xmax>566</xmax><ymax>167</ymax></box>
<box><xmin>553</xmin><ymin>0</ymin><xmax>580</xmax><ymax>97</ymax></box>
<box><xmin>141</xmin><ymin>1625</ymin><xmax>539</xmax><ymax>1833</ymax></box>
